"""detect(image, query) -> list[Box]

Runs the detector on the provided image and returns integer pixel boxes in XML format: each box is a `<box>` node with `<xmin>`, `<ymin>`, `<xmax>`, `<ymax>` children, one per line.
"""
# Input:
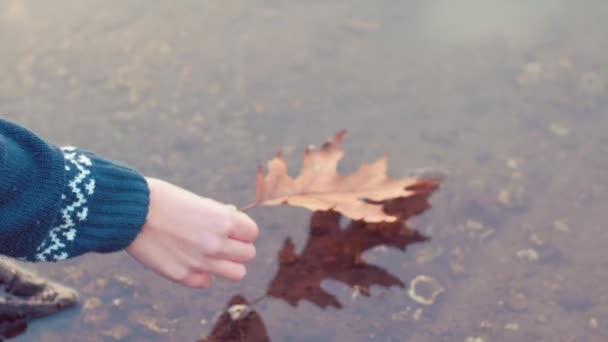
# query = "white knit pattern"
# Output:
<box><xmin>34</xmin><ymin>147</ymin><xmax>95</xmax><ymax>261</ymax></box>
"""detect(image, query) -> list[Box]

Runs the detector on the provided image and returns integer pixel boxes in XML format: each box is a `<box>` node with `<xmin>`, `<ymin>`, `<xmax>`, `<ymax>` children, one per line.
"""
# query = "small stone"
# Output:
<box><xmin>465</xmin><ymin>337</ymin><xmax>486</xmax><ymax>342</ymax></box>
<box><xmin>412</xmin><ymin>308</ymin><xmax>423</xmax><ymax>321</ymax></box>
<box><xmin>553</xmin><ymin>220</ymin><xmax>570</xmax><ymax>233</ymax></box>
<box><xmin>504</xmin><ymin>323</ymin><xmax>520</xmax><ymax>331</ymax></box>
<box><xmin>227</xmin><ymin>304</ymin><xmax>251</xmax><ymax>321</ymax></box>
<box><xmin>112</xmin><ymin>298</ymin><xmax>124</xmax><ymax>308</ymax></box>
<box><xmin>465</xmin><ymin>219</ymin><xmax>484</xmax><ymax>231</ymax></box>
<box><xmin>407</xmin><ymin>275</ymin><xmax>444</xmax><ymax>306</ymax></box>
<box><xmin>549</xmin><ymin>122</ymin><xmax>570</xmax><ymax>137</ymax></box>
<box><xmin>85</xmin><ymin>278</ymin><xmax>109</xmax><ymax>293</ymax></box>
<box><xmin>101</xmin><ymin>325</ymin><xmax>131</xmax><ymax>340</ymax></box>
<box><xmin>589</xmin><ymin>317</ymin><xmax>598</xmax><ymax>329</ymax></box>
<box><xmin>449</xmin><ymin>260</ymin><xmax>466</xmax><ymax>274</ymax></box>
<box><xmin>478</xmin><ymin>229</ymin><xmax>496</xmax><ymax>243</ymax></box>
<box><xmin>497</xmin><ymin>185</ymin><xmax>527</xmax><ymax>209</ymax></box>
<box><xmin>391</xmin><ymin>307</ymin><xmax>412</xmax><ymax>321</ymax></box>
<box><xmin>507</xmin><ymin>158</ymin><xmax>519</xmax><ymax>169</ymax></box>
<box><xmin>84</xmin><ymin>310</ymin><xmax>109</xmax><ymax>323</ymax></box>
<box><xmin>525</xmin><ymin>63</ymin><xmax>542</xmax><ymax>74</ymax></box>
<box><xmin>351</xmin><ymin>285</ymin><xmax>369</xmax><ymax>300</ymax></box>
<box><xmin>84</xmin><ymin>297</ymin><xmax>102</xmax><ymax>311</ymax></box>
<box><xmin>114</xmin><ymin>275</ymin><xmax>134</xmax><ymax>288</ymax></box>
<box><xmin>517</xmin><ymin>248</ymin><xmax>539</xmax><ymax>262</ymax></box>
<box><xmin>530</xmin><ymin>233</ymin><xmax>544</xmax><ymax>246</ymax></box>
<box><xmin>480</xmin><ymin>321</ymin><xmax>494</xmax><ymax>329</ymax></box>
<box><xmin>135</xmin><ymin>316</ymin><xmax>170</xmax><ymax>334</ymax></box>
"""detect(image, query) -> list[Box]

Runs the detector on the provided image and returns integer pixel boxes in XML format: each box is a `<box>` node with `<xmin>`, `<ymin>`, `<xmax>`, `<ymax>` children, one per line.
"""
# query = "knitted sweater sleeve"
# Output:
<box><xmin>0</xmin><ymin>119</ymin><xmax>149</xmax><ymax>262</ymax></box>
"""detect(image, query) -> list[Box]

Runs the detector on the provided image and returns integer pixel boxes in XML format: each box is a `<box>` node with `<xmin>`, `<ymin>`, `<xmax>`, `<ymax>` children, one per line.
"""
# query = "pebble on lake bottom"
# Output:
<box><xmin>497</xmin><ymin>185</ymin><xmax>527</xmax><ymax>209</ymax></box>
<box><xmin>101</xmin><ymin>325</ymin><xmax>131</xmax><ymax>340</ymax></box>
<box><xmin>504</xmin><ymin>323</ymin><xmax>520</xmax><ymax>331</ymax></box>
<box><xmin>227</xmin><ymin>304</ymin><xmax>252</xmax><ymax>321</ymax></box>
<box><xmin>83</xmin><ymin>297</ymin><xmax>102</xmax><ymax>311</ymax></box>
<box><xmin>465</xmin><ymin>337</ymin><xmax>486</xmax><ymax>342</ymax></box>
<box><xmin>553</xmin><ymin>220</ymin><xmax>570</xmax><ymax>233</ymax></box>
<box><xmin>407</xmin><ymin>275</ymin><xmax>444</xmax><ymax>306</ymax></box>
<box><xmin>589</xmin><ymin>317</ymin><xmax>599</xmax><ymax>329</ymax></box>
<box><xmin>516</xmin><ymin>248</ymin><xmax>540</xmax><ymax>262</ymax></box>
<box><xmin>549</xmin><ymin>122</ymin><xmax>570</xmax><ymax>137</ymax></box>
<box><xmin>391</xmin><ymin>307</ymin><xmax>412</xmax><ymax>322</ymax></box>
<box><xmin>134</xmin><ymin>316</ymin><xmax>170</xmax><ymax>334</ymax></box>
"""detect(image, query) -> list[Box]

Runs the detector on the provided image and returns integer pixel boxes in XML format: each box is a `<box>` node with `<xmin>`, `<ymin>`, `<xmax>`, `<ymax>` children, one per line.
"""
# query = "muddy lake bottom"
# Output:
<box><xmin>1</xmin><ymin>1</ymin><xmax>608</xmax><ymax>341</ymax></box>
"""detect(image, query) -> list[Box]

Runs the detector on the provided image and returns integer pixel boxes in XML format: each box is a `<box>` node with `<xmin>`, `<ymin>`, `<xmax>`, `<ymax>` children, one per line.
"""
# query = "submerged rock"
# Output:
<box><xmin>407</xmin><ymin>275</ymin><xmax>444</xmax><ymax>306</ymax></box>
<box><xmin>0</xmin><ymin>258</ymin><xmax>78</xmax><ymax>339</ymax></box>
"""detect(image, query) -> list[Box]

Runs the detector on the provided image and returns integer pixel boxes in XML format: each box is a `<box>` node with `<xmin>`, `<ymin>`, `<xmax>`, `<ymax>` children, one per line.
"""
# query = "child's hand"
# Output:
<box><xmin>126</xmin><ymin>178</ymin><xmax>259</xmax><ymax>288</ymax></box>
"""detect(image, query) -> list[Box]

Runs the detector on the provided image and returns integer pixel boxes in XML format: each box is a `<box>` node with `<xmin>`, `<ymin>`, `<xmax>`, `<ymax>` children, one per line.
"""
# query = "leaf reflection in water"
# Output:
<box><xmin>200</xmin><ymin>179</ymin><xmax>440</xmax><ymax>341</ymax></box>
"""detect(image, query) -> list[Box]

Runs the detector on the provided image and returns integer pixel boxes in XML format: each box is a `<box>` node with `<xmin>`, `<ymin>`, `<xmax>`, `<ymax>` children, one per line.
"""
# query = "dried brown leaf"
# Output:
<box><xmin>254</xmin><ymin>130</ymin><xmax>424</xmax><ymax>222</ymax></box>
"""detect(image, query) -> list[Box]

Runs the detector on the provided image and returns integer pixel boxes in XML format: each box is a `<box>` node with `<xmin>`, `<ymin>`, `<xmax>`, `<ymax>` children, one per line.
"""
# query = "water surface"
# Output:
<box><xmin>1</xmin><ymin>1</ymin><xmax>607</xmax><ymax>341</ymax></box>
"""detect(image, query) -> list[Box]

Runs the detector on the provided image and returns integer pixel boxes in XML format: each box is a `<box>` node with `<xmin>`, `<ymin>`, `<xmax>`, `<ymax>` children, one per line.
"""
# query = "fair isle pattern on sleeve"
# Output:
<box><xmin>32</xmin><ymin>147</ymin><xmax>96</xmax><ymax>261</ymax></box>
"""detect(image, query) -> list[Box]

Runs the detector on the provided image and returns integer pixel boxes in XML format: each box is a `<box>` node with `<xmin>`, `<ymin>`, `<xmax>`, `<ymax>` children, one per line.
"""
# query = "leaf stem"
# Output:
<box><xmin>239</xmin><ymin>202</ymin><xmax>258</xmax><ymax>212</ymax></box>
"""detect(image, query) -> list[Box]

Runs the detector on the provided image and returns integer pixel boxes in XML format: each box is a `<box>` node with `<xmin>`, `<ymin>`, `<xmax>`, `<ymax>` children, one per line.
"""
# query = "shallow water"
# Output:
<box><xmin>1</xmin><ymin>0</ymin><xmax>607</xmax><ymax>341</ymax></box>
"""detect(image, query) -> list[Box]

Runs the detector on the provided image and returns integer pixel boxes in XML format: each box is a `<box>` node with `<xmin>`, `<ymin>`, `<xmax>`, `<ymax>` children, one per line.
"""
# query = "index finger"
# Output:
<box><xmin>229</xmin><ymin>210</ymin><xmax>259</xmax><ymax>242</ymax></box>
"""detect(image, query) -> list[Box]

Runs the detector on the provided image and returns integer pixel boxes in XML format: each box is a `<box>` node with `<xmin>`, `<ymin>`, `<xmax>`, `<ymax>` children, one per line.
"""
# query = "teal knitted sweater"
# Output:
<box><xmin>0</xmin><ymin>119</ymin><xmax>149</xmax><ymax>261</ymax></box>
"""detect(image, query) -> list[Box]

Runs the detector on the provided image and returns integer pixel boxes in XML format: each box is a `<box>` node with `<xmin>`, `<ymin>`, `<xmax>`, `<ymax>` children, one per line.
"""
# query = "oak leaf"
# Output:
<box><xmin>253</xmin><ymin>129</ymin><xmax>423</xmax><ymax>222</ymax></box>
<box><xmin>267</xmin><ymin>212</ymin><xmax>429</xmax><ymax>309</ymax></box>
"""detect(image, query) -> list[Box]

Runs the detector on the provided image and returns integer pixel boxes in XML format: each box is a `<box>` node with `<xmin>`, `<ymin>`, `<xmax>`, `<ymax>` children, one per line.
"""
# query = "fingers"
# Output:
<box><xmin>214</xmin><ymin>238</ymin><xmax>256</xmax><ymax>263</ymax></box>
<box><xmin>134</xmin><ymin>179</ymin><xmax>261</xmax><ymax>288</ymax></box>
<box><xmin>228</xmin><ymin>210</ymin><xmax>259</xmax><ymax>242</ymax></box>
<box><xmin>168</xmin><ymin>237</ymin><xmax>252</xmax><ymax>282</ymax></box>
<box><xmin>192</xmin><ymin>230</ymin><xmax>256</xmax><ymax>262</ymax></box>
<box><xmin>203</xmin><ymin>258</ymin><xmax>247</xmax><ymax>281</ymax></box>
<box><xmin>181</xmin><ymin>272</ymin><xmax>212</xmax><ymax>288</ymax></box>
